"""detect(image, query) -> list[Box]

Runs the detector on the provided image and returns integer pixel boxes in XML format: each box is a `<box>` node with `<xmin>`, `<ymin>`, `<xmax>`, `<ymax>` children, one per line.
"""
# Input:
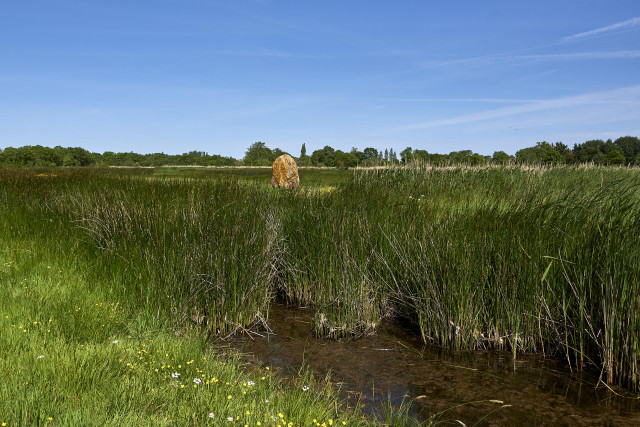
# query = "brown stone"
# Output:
<box><xmin>271</xmin><ymin>154</ymin><xmax>300</xmax><ymax>189</ymax></box>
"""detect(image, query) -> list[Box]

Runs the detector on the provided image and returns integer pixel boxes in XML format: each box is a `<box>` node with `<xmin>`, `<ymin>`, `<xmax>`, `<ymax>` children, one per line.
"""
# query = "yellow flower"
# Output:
<box><xmin>48</xmin><ymin>417</ymin><xmax>53</xmax><ymax>421</ymax></box>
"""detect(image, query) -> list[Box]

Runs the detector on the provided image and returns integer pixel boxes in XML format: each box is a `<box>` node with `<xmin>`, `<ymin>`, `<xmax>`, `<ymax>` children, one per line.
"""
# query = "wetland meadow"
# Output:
<box><xmin>2</xmin><ymin>165</ymin><xmax>640</xmax><ymax>425</ymax></box>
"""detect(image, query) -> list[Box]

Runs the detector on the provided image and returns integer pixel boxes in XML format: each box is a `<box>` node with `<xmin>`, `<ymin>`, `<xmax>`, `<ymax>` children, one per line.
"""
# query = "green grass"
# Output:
<box><xmin>279</xmin><ymin>164</ymin><xmax>640</xmax><ymax>391</ymax></box>
<box><xmin>145</xmin><ymin>166</ymin><xmax>353</xmax><ymax>187</ymax></box>
<box><xmin>2</xmin><ymin>164</ymin><xmax>639</xmax><ymax>425</ymax></box>
<box><xmin>0</xmin><ymin>168</ymin><xmax>368</xmax><ymax>426</ymax></box>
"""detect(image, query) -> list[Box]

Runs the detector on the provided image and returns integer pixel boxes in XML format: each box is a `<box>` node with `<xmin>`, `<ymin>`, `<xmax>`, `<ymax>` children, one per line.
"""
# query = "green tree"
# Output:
<box><xmin>297</xmin><ymin>143</ymin><xmax>310</xmax><ymax>166</ymax></box>
<box><xmin>311</xmin><ymin>146</ymin><xmax>336</xmax><ymax>167</ymax></box>
<box><xmin>400</xmin><ymin>147</ymin><xmax>413</xmax><ymax>163</ymax></box>
<box><xmin>334</xmin><ymin>150</ymin><xmax>357</xmax><ymax>169</ymax></box>
<box><xmin>449</xmin><ymin>150</ymin><xmax>473</xmax><ymax>165</ymax></box>
<box><xmin>350</xmin><ymin>147</ymin><xmax>364</xmax><ymax>164</ymax></box>
<box><xmin>243</xmin><ymin>142</ymin><xmax>274</xmax><ymax>166</ymax></box>
<box><xmin>614</xmin><ymin>136</ymin><xmax>640</xmax><ymax>164</ymax></box>
<box><xmin>553</xmin><ymin>142</ymin><xmax>573</xmax><ymax>164</ymax></box>
<box><xmin>516</xmin><ymin>142</ymin><xmax>563</xmax><ymax>165</ymax></box>
<box><xmin>604</xmin><ymin>149</ymin><xmax>625</xmax><ymax>165</ymax></box>
<box><xmin>573</xmin><ymin>140</ymin><xmax>605</xmax><ymax>163</ymax></box>
<box><xmin>388</xmin><ymin>148</ymin><xmax>398</xmax><ymax>163</ymax></box>
<box><xmin>492</xmin><ymin>151</ymin><xmax>511</xmax><ymax>165</ymax></box>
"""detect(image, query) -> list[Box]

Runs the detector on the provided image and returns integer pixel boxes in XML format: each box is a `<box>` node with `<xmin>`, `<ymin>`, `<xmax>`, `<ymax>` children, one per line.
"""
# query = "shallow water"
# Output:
<box><xmin>231</xmin><ymin>300</ymin><xmax>640</xmax><ymax>426</ymax></box>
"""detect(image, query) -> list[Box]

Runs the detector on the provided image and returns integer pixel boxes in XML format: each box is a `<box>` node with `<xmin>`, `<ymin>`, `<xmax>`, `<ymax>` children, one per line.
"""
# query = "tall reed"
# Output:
<box><xmin>4</xmin><ymin>165</ymin><xmax>639</xmax><ymax>391</ymax></box>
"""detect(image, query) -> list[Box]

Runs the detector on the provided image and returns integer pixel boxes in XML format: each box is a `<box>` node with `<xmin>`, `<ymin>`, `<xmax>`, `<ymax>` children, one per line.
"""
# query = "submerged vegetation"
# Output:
<box><xmin>1</xmin><ymin>164</ymin><xmax>640</xmax><ymax>423</ymax></box>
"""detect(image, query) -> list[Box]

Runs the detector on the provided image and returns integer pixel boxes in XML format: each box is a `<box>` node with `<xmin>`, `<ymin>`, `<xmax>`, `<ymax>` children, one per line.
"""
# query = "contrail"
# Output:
<box><xmin>563</xmin><ymin>17</ymin><xmax>640</xmax><ymax>41</ymax></box>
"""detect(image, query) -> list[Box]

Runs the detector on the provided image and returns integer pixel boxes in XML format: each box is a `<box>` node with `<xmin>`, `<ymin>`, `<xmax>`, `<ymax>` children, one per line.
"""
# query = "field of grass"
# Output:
<box><xmin>2</xmin><ymin>164</ymin><xmax>639</xmax><ymax>424</ymax></box>
<box><xmin>0</xmin><ymin>168</ymin><xmax>369</xmax><ymax>426</ymax></box>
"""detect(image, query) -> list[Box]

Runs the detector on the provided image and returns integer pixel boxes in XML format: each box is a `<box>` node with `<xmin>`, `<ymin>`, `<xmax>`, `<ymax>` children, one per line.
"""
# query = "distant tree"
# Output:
<box><xmin>604</xmin><ymin>149</ymin><xmax>625</xmax><ymax>165</ymax></box>
<box><xmin>244</xmin><ymin>141</ymin><xmax>274</xmax><ymax>166</ymax></box>
<box><xmin>492</xmin><ymin>151</ymin><xmax>511</xmax><ymax>165</ymax></box>
<box><xmin>614</xmin><ymin>136</ymin><xmax>640</xmax><ymax>164</ymax></box>
<box><xmin>516</xmin><ymin>142</ymin><xmax>563</xmax><ymax>165</ymax></box>
<box><xmin>388</xmin><ymin>148</ymin><xmax>398</xmax><ymax>163</ymax></box>
<box><xmin>311</xmin><ymin>146</ymin><xmax>336</xmax><ymax>167</ymax></box>
<box><xmin>470</xmin><ymin>153</ymin><xmax>489</xmax><ymax>166</ymax></box>
<box><xmin>272</xmin><ymin>147</ymin><xmax>286</xmax><ymax>159</ymax></box>
<box><xmin>412</xmin><ymin>149</ymin><xmax>429</xmax><ymax>162</ymax></box>
<box><xmin>335</xmin><ymin>150</ymin><xmax>358</xmax><ymax>169</ymax></box>
<box><xmin>449</xmin><ymin>150</ymin><xmax>473</xmax><ymax>165</ymax></box>
<box><xmin>298</xmin><ymin>143</ymin><xmax>310</xmax><ymax>166</ymax></box>
<box><xmin>350</xmin><ymin>147</ymin><xmax>364</xmax><ymax>164</ymax></box>
<box><xmin>400</xmin><ymin>147</ymin><xmax>413</xmax><ymax>163</ymax></box>
<box><xmin>429</xmin><ymin>153</ymin><xmax>448</xmax><ymax>166</ymax></box>
<box><xmin>573</xmin><ymin>140</ymin><xmax>605</xmax><ymax>163</ymax></box>
<box><xmin>361</xmin><ymin>147</ymin><xmax>379</xmax><ymax>165</ymax></box>
<box><xmin>553</xmin><ymin>142</ymin><xmax>573</xmax><ymax>164</ymax></box>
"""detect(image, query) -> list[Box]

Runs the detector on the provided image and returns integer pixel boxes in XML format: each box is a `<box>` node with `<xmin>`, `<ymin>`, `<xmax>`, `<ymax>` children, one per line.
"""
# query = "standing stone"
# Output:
<box><xmin>271</xmin><ymin>154</ymin><xmax>300</xmax><ymax>189</ymax></box>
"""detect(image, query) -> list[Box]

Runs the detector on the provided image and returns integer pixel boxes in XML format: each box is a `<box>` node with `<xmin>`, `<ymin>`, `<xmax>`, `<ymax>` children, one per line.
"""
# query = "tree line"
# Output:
<box><xmin>0</xmin><ymin>146</ymin><xmax>236</xmax><ymax>167</ymax></box>
<box><xmin>243</xmin><ymin>136</ymin><xmax>640</xmax><ymax>168</ymax></box>
<box><xmin>1</xmin><ymin>136</ymin><xmax>639</xmax><ymax>168</ymax></box>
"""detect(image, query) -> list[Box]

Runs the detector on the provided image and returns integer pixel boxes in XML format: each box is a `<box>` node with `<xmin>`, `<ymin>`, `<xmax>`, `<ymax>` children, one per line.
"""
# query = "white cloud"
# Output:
<box><xmin>381</xmin><ymin>85</ymin><xmax>640</xmax><ymax>134</ymax></box>
<box><xmin>563</xmin><ymin>17</ymin><xmax>640</xmax><ymax>41</ymax></box>
<box><xmin>515</xmin><ymin>50</ymin><xmax>640</xmax><ymax>61</ymax></box>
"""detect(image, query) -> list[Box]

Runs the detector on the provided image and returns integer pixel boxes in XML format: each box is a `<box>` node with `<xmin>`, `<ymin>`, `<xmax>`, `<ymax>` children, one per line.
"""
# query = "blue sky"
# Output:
<box><xmin>1</xmin><ymin>1</ymin><xmax>639</xmax><ymax>158</ymax></box>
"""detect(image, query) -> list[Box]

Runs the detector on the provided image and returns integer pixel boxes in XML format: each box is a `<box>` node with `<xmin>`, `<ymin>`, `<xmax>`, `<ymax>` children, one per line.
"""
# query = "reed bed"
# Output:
<box><xmin>3</xmin><ymin>165</ymin><xmax>639</xmax><ymax>394</ymax></box>
<box><xmin>281</xmin><ymin>165</ymin><xmax>640</xmax><ymax>391</ymax></box>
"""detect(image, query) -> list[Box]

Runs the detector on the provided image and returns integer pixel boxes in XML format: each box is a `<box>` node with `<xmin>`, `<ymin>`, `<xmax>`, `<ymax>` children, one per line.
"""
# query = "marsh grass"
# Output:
<box><xmin>339</xmin><ymin>165</ymin><xmax>640</xmax><ymax>390</ymax></box>
<box><xmin>0</xmin><ymin>168</ymin><xmax>365</xmax><ymax>425</ymax></box>
<box><xmin>2</xmin><ymin>164</ymin><xmax>639</xmax><ymax>424</ymax></box>
<box><xmin>275</xmin><ymin>164</ymin><xmax>640</xmax><ymax>391</ymax></box>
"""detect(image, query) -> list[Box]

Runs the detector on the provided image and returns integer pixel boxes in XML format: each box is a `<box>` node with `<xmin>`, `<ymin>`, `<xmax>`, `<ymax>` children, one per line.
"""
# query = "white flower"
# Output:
<box><xmin>37</xmin><ymin>355</ymin><xmax>45</xmax><ymax>359</ymax></box>
<box><xmin>247</xmin><ymin>380</ymin><xmax>255</xmax><ymax>386</ymax></box>
<box><xmin>112</xmin><ymin>340</ymin><xmax>119</xmax><ymax>344</ymax></box>
<box><xmin>265</xmin><ymin>399</ymin><xmax>270</xmax><ymax>403</ymax></box>
<box><xmin>193</xmin><ymin>378</ymin><xmax>201</xmax><ymax>384</ymax></box>
<box><xmin>171</xmin><ymin>372</ymin><xmax>180</xmax><ymax>378</ymax></box>
<box><xmin>208</xmin><ymin>412</ymin><xmax>215</xmax><ymax>418</ymax></box>
<box><xmin>302</xmin><ymin>385</ymin><xmax>309</xmax><ymax>391</ymax></box>
<box><xmin>227</xmin><ymin>416</ymin><xmax>234</xmax><ymax>421</ymax></box>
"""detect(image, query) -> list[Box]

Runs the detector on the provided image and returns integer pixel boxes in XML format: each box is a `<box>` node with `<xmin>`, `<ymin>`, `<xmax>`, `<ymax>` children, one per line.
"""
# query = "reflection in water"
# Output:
<box><xmin>231</xmin><ymin>300</ymin><xmax>640</xmax><ymax>426</ymax></box>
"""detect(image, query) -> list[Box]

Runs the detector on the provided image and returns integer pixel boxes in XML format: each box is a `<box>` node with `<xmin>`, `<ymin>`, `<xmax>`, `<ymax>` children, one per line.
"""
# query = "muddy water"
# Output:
<box><xmin>231</xmin><ymin>300</ymin><xmax>640</xmax><ymax>426</ymax></box>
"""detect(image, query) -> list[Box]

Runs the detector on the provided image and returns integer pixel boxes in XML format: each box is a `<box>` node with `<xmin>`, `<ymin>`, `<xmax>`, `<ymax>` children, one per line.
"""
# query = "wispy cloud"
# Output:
<box><xmin>407</xmin><ymin>48</ymin><xmax>640</xmax><ymax>76</ymax></box>
<box><xmin>514</xmin><ymin>50</ymin><xmax>640</xmax><ymax>61</ymax></box>
<box><xmin>563</xmin><ymin>17</ymin><xmax>640</xmax><ymax>41</ymax></box>
<box><xmin>381</xmin><ymin>85</ymin><xmax>640</xmax><ymax>134</ymax></box>
<box><xmin>372</xmin><ymin>97</ymin><xmax>538</xmax><ymax>104</ymax></box>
